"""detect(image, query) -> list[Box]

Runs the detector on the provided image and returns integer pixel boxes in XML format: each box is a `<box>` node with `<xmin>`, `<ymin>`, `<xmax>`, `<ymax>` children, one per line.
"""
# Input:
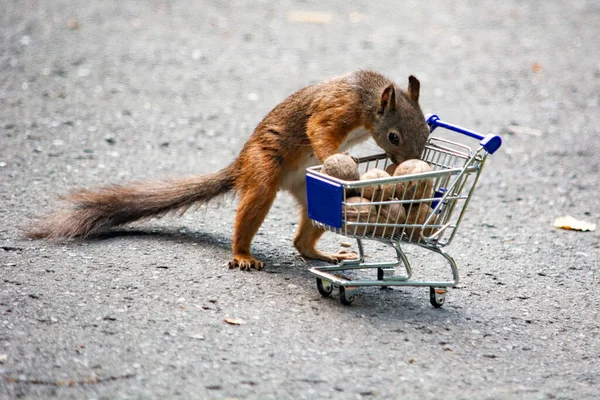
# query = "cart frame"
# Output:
<box><xmin>305</xmin><ymin>114</ymin><xmax>502</xmax><ymax>306</ymax></box>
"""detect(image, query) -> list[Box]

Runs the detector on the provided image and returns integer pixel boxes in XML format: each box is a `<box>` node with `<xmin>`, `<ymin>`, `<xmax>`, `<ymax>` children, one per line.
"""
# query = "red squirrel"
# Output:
<box><xmin>27</xmin><ymin>70</ymin><xmax>430</xmax><ymax>270</ymax></box>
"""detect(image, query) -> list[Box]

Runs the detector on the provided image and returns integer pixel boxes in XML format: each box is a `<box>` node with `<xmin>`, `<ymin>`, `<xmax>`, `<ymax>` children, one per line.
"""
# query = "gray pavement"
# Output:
<box><xmin>1</xmin><ymin>1</ymin><xmax>599</xmax><ymax>399</ymax></box>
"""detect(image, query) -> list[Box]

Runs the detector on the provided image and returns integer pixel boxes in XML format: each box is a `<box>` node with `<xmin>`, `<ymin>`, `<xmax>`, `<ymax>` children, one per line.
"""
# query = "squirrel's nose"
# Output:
<box><xmin>388</xmin><ymin>153</ymin><xmax>401</xmax><ymax>165</ymax></box>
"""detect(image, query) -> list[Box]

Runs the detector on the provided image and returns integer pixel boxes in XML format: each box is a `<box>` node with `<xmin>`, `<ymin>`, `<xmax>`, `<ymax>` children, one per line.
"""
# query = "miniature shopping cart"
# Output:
<box><xmin>305</xmin><ymin>114</ymin><xmax>502</xmax><ymax>307</ymax></box>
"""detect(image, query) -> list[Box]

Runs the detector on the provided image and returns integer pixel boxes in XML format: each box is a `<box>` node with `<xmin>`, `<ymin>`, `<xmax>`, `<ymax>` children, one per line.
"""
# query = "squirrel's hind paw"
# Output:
<box><xmin>299</xmin><ymin>249</ymin><xmax>359</xmax><ymax>264</ymax></box>
<box><xmin>228</xmin><ymin>255</ymin><xmax>265</xmax><ymax>271</ymax></box>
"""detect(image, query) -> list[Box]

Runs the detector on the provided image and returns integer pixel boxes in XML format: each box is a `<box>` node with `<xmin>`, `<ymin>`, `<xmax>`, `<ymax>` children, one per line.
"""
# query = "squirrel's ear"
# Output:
<box><xmin>379</xmin><ymin>84</ymin><xmax>396</xmax><ymax>114</ymax></box>
<box><xmin>407</xmin><ymin>75</ymin><xmax>420</xmax><ymax>103</ymax></box>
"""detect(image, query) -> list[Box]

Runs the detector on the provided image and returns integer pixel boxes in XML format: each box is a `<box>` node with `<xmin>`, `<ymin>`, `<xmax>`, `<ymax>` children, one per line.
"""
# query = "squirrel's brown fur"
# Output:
<box><xmin>26</xmin><ymin>70</ymin><xmax>430</xmax><ymax>270</ymax></box>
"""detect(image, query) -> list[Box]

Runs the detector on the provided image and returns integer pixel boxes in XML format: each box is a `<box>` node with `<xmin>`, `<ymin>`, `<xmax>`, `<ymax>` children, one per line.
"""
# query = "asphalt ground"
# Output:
<box><xmin>1</xmin><ymin>1</ymin><xmax>599</xmax><ymax>399</ymax></box>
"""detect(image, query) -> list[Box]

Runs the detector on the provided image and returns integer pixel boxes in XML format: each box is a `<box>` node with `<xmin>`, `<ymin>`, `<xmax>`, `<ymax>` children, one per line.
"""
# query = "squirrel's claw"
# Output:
<box><xmin>228</xmin><ymin>255</ymin><xmax>265</xmax><ymax>271</ymax></box>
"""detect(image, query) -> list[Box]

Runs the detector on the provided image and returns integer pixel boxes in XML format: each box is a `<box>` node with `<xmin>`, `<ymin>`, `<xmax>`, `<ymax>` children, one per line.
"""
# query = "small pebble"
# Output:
<box><xmin>77</xmin><ymin>67</ymin><xmax>90</xmax><ymax>77</ymax></box>
<box><xmin>67</xmin><ymin>18</ymin><xmax>80</xmax><ymax>30</ymax></box>
<box><xmin>191</xmin><ymin>49</ymin><xmax>202</xmax><ymax>60</ymax></box>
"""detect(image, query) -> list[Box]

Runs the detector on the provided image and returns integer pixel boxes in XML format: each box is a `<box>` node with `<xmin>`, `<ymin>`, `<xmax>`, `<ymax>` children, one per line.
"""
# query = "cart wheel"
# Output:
<box><xmin>429</xmin><ymin>287</ymin><xmax>447</xmax><ymax>308</ymax></box>
<box><xmin>339</xmin><ymin>286</ymin><xmax>355</xmax><ymax>305</ymax></box>
<box><xmin>316</xmin><ymin>278</ymin><xmax>333</xmax><ymax>297</ymax></box>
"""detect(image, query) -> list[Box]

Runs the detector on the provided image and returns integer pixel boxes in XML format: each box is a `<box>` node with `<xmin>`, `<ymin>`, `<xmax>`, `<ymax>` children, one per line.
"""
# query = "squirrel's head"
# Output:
<box><xmin>371</xmin><ymin>76</ymin><xmax>430</xmax><ymax>164</ymax></box>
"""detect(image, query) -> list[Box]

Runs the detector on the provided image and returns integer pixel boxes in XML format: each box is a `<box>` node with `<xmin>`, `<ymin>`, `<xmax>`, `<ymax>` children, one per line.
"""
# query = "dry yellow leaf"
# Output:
<box><xmin>287</xmin><ymin>11</ymin><xmax>333</xmax><ymax>24</ymax></box>
<box><xmin>348</xmin><ymin>12</ymin><xmax>365</xmax><ymax>23</ymax></box>
<box><xmin>505</xmin><ymin>125</ymin><xmax>542</xmax><ymax>137</ymax></box>
<box><xmin>223</xmin><ymin>317</ymin><xmax>245</xmax><ymax>325</ymax></box>
<box><xmin>67</xmin><ymin>18</ymin><xmax>80</xmax><ymax>30</ymax></box>
<box><xmin>553</xmin><ymin>216</ymin><xmax>596</xmax><ymax>232</ymax></box>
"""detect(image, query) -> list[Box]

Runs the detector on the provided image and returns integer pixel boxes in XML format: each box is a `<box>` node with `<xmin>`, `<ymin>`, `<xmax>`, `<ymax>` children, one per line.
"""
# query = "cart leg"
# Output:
<box><xmin>425</xmin><ymin>246</ymin><xmax>459</xmax><ymax>286</ymax></box>
<box><xmin>377</xmin><ymin>267</ymin><xmax>395</xmax><ymax>289</ymax></box>
<box><xmin>391</xmin><ymin>242</ymin><xmax>413</xmax><ymax>281</ymax></box>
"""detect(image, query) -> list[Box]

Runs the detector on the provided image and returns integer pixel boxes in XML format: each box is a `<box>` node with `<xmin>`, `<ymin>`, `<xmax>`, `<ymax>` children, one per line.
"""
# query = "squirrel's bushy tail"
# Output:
<box><xmin>26</xmin><ymin>164</ymin><xmax>237</xmax><ymax>239</ymax></box>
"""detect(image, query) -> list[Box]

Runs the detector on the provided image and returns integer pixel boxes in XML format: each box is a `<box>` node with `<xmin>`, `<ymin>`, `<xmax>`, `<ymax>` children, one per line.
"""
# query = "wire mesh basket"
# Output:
<box><xmin>305</xmin><ymin>114</ymin><xmax>502</xmax><ymax>306</ymax></box>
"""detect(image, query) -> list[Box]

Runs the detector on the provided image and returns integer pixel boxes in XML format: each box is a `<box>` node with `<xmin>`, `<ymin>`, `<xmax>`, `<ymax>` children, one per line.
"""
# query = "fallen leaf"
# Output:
<box><xmin>188</xmin><ymin>334</ymin><xmax>205</xmax><ymax>340</ymax></box>
<box><xmin>554</xmin><ymin>216</ymin><xmax>596</xmax><ymax>232</ymax></box>
<box><xmin>408</xmin><ymin>358</ymin><xmax>416</xmax><ymax>364</ymax></box>
<box><xmin>348</xmin><ymin>12</ymin><xmax>364</xmax><ymax>23</ymax></box>
<box><xmin>287</xmin><ymin>11</ymin><xmax>333</xmax><ymax>24</ymax></box>
<box><xmin>223</xmin><ymin>317</ymin><xmax>245</xmax><ymax>325</ymax></box>
<box><xmin>67</xmin><ymin>18</ymin><xmax>80</xmax><ymax>30</ymax></box>
<box><xmin>359</xmin><ymin>390</ymin><xmax>377</xmax><ymax>396</ymax></box>
<box><xmin>504</xmin><ymin>125</ymin><xmax>542</xmax><ymax>137</ymax></box>
<box><xmin>531</xmin><ymin>63</ymin><xmax>542</xmax><ymax>73</ymax></box>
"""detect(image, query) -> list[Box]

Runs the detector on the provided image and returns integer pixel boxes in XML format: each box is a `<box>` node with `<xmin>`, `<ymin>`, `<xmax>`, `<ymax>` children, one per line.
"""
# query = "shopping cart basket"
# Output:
<box><xmin>305</xmin><ymin>114</ymin><xmax>502</xmax><ymax>307</ymax></box>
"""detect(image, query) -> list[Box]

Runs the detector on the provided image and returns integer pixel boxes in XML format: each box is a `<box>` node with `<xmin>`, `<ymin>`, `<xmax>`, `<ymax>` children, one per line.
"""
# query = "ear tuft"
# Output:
<box><xmin>407</xmin><ymin>75</ymin><xmax>420</xmax><ymax>103</ymax></box>
<box><xmin>378</xmin><ymin>84</ymin><xmax>396</xmax><ymax>114</ymax></box>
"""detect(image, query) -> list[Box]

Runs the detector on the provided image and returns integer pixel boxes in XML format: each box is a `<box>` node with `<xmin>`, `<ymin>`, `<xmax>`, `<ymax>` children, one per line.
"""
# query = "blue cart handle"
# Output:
<box><xmin>426</xmin><ymin>114</ymin><xmax>502</xmax><ymax>154</ymax></box>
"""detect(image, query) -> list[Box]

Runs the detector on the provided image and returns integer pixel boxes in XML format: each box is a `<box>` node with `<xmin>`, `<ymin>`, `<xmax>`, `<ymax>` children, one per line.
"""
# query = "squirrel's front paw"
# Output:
<box><xmin>328</xmin><ymin>250</ymin><xmax>359</xmax><ymax>263</ymax></box>
<box><xmin>228</xmin><ymin>254</ymin><xmax>265</xmax><ymax>271</ymax></box>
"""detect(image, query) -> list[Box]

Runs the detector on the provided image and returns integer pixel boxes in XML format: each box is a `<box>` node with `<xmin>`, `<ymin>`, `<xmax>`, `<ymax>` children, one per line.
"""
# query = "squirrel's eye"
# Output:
<box><xmin>388</xmin><ymin>132</ymin><xmax>400</xmax><ymax>146</ymax></box>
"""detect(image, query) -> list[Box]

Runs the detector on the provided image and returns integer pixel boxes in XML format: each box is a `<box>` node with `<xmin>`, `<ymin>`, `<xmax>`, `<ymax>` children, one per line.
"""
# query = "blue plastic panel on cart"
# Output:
<box><xmin>306</xmin><ymin>173</ymin><xmax>343</xmax><ymax>229</ymax></box>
